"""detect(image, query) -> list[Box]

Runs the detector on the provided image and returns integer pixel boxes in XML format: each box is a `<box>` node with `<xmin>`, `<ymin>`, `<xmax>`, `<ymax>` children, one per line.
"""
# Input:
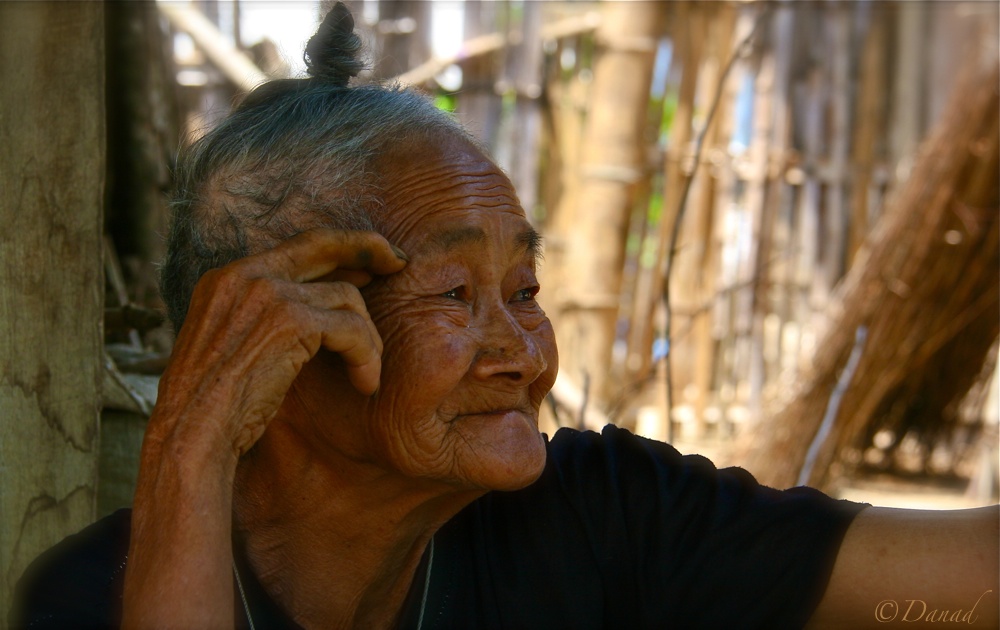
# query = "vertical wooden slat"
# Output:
<box><xmin>538</xmin><ymin>28</ymin><xmax>589</xmax><ymax>399</ymax></box>
<box><xmin>684</xmin><ymin>3</ymin><xmax>737</xmax><ymax>435</ymax></box>
<box><xmin>820</xmin><ymin>3</ymin><xmax>852</xmax><ymax>296</ymax></box>
<box><xmin>0</xmin><ymin>2</ymin><xmax>104</xmax><ymax>619</ymax></box>
<box><xmin>745</xmin><ymin>3</ymin><xmax>791</xmax><ymax>427</ymax></box>
<box><xmin>456</xmin><ymin>0</ymin><xmax>503</xmax><ymax>146</ymax></box>
<box><xmin>630</xmin><ymin>1</ymin><xmax>703</xmax><ymax>396</ymax></box>
<box><xmin>498</xmin><ymin>0</ymin><xmax>544</xmax><ymax>219</ymax></box>
<box><xmin>553</xmin><ymin>0</ymin><xmax>662</xmax><ymax>414</ymax></box>
<box><xmin>796</xmin><ymin>10</ymin><xmax>827</xmax><ymax>369</ymax></box>
<box><xmin>849</xmin><ymin>4</ymin><xmax>887</xmax><ymax>265</ymax></box>
<box><xmin>889</xmin><ymin>2</ymin><xmax>927</xmax><ymax>173</ymax></box>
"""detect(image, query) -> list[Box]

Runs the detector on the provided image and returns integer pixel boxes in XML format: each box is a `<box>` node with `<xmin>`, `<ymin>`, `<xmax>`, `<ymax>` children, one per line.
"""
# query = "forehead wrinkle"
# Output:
<box><xmin>467</xmin><ymin>181</ymin><xmax>511</xmax><ymax>193</ymax></box>
<box><xmin>384</xmin><ymin>148</ymin><xmax>515</xmax><ymax>200</ymax></box>
<box><xmin>385</xmin><ymin>176</ymin><xmax>524</xmax><ymax>243</ymax></box>
<box><xmin>388</xmin><ymin>177</ymin><xmax>516</xmax><ymax>221</ymax></box>
<box><xmin>400</xmin><ymin>176</ymin><xmax>517</xmax><ymax>206</ymax></box>
<box><xmin>388</xmin><ymin>153</ymin><xmax>499</xmax><ymax>190</ymax></box>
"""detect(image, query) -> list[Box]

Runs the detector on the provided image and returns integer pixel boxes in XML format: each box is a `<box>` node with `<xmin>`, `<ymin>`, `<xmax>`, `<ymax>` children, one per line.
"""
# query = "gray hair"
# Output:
<box><xmin>160</xmin><ymin>75</ymin><xmax>471</xmax><ymax>332</ymax></box>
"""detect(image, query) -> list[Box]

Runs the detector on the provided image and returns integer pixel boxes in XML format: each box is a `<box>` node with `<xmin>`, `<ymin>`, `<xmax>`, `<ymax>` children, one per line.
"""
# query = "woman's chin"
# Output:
<box><xmin>449</xmin><ymin>410</ymin><xmax>548</xmax><ymax>491</ymax></box>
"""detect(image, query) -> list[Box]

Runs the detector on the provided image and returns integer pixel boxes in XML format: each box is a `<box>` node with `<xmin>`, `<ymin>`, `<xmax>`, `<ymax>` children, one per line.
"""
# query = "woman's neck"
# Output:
<box><xmin>231</xmin><ymin>419</ymin><xmax>480</xmax><ymax>629</ymax></box>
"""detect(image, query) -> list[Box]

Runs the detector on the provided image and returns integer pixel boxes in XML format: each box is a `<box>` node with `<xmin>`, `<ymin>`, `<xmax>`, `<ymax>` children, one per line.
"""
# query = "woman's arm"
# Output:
<box><xmin>807</xmin><ymin>505</ymin><xmax>999</xmax><ymax>629</ymax></box>
<box><xmin>121</xmin><ymin>229</ymin><xmax>406</xmax><ymax>628</ymax></box>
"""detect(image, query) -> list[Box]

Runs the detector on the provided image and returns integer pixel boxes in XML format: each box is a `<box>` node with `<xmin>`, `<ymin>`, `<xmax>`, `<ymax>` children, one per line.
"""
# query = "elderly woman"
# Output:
<box><xmin>13</xmin><ymin>4</ymin><xmax>998</xmax><ymax>629</ymax></box>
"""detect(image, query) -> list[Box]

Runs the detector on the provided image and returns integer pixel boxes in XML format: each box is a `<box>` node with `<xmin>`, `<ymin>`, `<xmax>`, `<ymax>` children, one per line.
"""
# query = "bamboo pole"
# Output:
<box><xmin>553</xmin><ymin>0</ymin><xmax>662</xmax><ymax>418</ymax></box>
<box><xmin>629</xmin><ymin>1</ymin><xmax>704</xmax><ymax>392</ymax></box>
<box><xmin>158</xmin><ymin>2</ymin><xmax>267</xmax><ymax>92</ymax></box>
<box><xmin>538</xmin><ymin>29</ymin><xmax>592</xmax><ymax>401</ymax></box>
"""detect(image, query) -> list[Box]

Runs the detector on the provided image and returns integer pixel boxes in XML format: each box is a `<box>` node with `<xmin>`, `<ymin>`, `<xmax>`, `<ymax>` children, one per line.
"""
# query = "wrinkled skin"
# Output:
<box><xmin>285</xmin><ymin>134</ymin><xmax>557</xmax><ymax>491</ymax></box>
<box><xmin>124</xmin><ymin>132</ymin><xmax>559</xmax><ymax>629</ymax></box>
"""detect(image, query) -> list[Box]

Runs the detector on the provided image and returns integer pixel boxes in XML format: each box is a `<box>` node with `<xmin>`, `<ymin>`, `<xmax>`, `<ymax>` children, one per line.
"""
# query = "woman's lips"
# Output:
<box><xmin>452</xmin><ymin>408</ymin><xmax>531</xmax><ymax>422</ymax></box>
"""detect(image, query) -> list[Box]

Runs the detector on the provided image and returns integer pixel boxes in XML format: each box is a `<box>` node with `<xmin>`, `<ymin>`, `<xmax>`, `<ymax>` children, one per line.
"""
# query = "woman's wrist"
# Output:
<box><xmin>142</xmin><ymin>403</ymin><xmax>242</xmax><ymax>473</ymax></box>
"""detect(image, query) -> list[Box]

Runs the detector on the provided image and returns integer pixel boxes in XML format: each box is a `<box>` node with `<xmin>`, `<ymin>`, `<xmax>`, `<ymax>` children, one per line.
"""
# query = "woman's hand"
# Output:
<box><xmin>122</xmin><ymin>229</ymin><xmax>407</xmax><ymax>629</ymax></box>
<box><xmin>151</xmin><ymin>229</ymin><xmax>408</xmax><ymax>458</ymax></box>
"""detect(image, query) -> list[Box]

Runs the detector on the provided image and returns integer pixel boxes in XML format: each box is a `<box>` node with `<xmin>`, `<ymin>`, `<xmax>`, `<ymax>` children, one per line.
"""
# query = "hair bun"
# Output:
<box><xmin>304</xmin><ymin>2</ymin><xmax>364</xmax><ymax>87</ymax></box>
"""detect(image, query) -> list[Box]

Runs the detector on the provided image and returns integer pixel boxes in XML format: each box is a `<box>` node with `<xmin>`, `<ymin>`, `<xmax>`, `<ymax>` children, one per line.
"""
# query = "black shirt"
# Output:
<box><xmin>11</xmin><ymin>425</ymin><xmax>866</xmax><ymax>629</ymax></box>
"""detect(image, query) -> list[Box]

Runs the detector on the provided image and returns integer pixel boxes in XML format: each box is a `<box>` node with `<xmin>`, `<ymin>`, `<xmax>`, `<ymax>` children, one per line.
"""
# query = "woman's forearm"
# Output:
<box><xmin>122</xmin><ymin>413</ymin><xmax>239</xmax><ymax>629</ymax></box>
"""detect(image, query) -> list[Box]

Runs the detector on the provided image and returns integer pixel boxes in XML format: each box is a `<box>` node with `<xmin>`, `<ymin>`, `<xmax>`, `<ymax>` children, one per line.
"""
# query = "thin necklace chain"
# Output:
<box><xmin>416</xmin><ymin>537</ymin><xmax>435</xmax><ymax>630</ymax></box>
<box><xmin>233</xmin><ymin>536</ymin><xmax>435</xmax><ymax>630</ymax></box>
<box><xmin>234</xmin><ymin>557</ymin><xmax>257</xmax><ymax>630</ymax></box>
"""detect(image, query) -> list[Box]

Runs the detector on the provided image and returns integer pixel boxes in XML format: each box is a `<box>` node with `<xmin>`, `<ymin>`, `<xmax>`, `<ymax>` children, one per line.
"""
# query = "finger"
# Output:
<box><xmin>314</xmin><ymin>269</ymin><xmax>373</xmax><ymax>287</ymax></box>
<box><xmin>313</xmin><ymin>307</ymin><xmax>383</xmax><ymax>395</ymax></box>
<box><xmin>287</xmin><ymin>281</ymin><xmax>383</xmax><ymax>354</ymax></box>
<box><xmin>246</xmin><ymin>229</ymin><xmax>408</xmax><ymax>282</ymax></box>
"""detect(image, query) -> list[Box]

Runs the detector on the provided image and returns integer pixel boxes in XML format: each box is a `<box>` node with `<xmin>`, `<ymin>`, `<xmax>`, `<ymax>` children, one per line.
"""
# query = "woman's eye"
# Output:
<box><xmin>512</xmin><ymin>286</ymin><xmax>540</xmax><ymax>302</ymax></box>
<box><xmin>442</xmin><ymin>286</ymin><xmax>465</xmax><ymax>300</ymax></box>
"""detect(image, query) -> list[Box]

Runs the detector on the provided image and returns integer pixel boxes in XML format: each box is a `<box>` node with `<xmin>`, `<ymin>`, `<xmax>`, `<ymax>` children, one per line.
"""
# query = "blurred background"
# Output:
<box><xmin>2</xmin><ymin>0</ymin><xmax>998</xmax><ymax>619</ymax></box>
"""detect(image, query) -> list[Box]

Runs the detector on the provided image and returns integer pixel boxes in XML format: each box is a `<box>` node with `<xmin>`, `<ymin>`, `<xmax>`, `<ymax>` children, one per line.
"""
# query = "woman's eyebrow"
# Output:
<box><xmin>430</xmin><ymin>226</ymin><xmax>488</xmax><ymax>251</ymax></box>
<box><xmin>516</xmin><ymin>228</ymin><xmax>543</xmax><ymax>262</ymax></box>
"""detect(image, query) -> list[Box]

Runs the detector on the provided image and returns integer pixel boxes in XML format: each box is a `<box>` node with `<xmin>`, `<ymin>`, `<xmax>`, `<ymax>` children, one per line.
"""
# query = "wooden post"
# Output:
<box><xmin>554</xmin><ymin>0</ymin><xmax>662</xmax><ymax>415</ymax></box>
<box><xmin>0</xmin><ymin>2</ymin><xmax>104</xmax><ymax>619</ymax></box>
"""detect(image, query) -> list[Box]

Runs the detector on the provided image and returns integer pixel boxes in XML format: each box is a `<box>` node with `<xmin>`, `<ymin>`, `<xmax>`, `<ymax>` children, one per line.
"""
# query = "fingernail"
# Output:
<box><xmin>390</xmin><ymin>245</ymin><xmax>409</xmax><ymax>261</ymax></box>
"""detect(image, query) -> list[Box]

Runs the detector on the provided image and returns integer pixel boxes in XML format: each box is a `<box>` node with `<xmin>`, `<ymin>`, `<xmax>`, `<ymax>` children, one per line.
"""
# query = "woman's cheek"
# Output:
<box><xmin>377</xmin><ymin>321</ymin><xmax>479</xmax><ymax>439</ymax></box>
<box><xmin>516</xmin><ymin>308</ymin><xmax>557</xmax><ymax>351</ymax></box>
<box><xmin>510</xmin><ymin>300</ymin><xmax>551</xmax><ymax>328</ymax></box>
<box><xmin>381</xmin><ymin>315</ymin><xmax>477</xmax><ymax>382</ymax></box>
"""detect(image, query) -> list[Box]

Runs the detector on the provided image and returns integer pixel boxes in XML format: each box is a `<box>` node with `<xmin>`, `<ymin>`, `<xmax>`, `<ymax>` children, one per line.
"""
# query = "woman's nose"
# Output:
<box><xmin>471</xmin><ymin>307</ymin><xmax>547</xmax><ymax>386</ymax></box>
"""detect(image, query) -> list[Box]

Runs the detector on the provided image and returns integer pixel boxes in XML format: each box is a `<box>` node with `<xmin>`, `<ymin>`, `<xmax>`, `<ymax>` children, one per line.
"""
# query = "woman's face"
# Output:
<box><xmin>294</xmin><ymin>134</ymin><xmax>558</xmax><ymax>492</ymax></box>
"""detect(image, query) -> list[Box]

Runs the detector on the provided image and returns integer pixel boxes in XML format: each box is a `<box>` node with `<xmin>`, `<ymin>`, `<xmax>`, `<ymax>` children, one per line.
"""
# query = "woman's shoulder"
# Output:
<box><xmin>9</xmin><ymin>508</ymin><xmax>132</xmax><ymax>629</ymax></box>
<box><xmin>544</xmin><ymin>423</ymin><xmax>722</xmax><ymax>481</ymax></box>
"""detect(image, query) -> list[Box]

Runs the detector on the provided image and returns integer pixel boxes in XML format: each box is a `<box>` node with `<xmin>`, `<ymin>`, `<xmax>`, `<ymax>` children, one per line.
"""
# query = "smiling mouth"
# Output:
<box><xmin>452</xmin><ymin>408</ymin><xmax>532</xmax><ymax>422</ymax></box>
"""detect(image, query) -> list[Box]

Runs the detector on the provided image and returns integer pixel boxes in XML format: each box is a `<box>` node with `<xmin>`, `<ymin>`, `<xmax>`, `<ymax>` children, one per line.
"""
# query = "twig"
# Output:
<box><xmin>548</xmin><ymin>372</ymin><xmax>608</xmax><ymax>429</ymax></box>
<box><xmin>395</xmin><ymin>12</ymin><xmax>601</xmax><ymax>87</ymax></box>
<box><xmin>577</xmin><ymin>372</ymin><xmax>591</xmax><ymax>430</ymax></box>
<box><xmin>661</xmin><ymin>6</ymin><xmax>771</xmax><ymax>443</ymax></box>
<box><xmin>797</xmin><ymin>325</ymin><xmax>868</xmax><ymax>486</ymax></box>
